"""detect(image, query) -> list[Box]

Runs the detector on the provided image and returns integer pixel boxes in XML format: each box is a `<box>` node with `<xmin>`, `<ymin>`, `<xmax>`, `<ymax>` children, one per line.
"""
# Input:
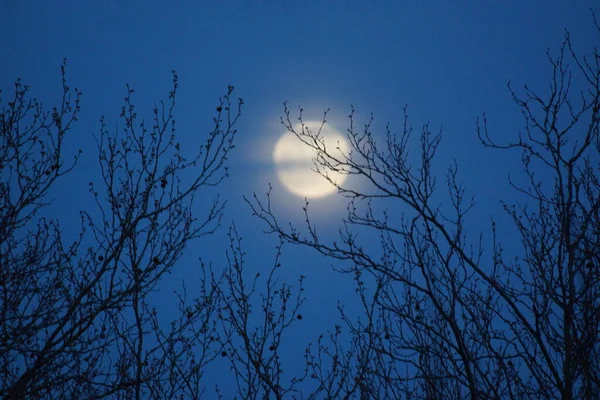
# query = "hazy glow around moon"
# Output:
<box><xmin>273</xmin><ymin>121</ymin><xmax>349</xmax><ymax>198</ymax></box>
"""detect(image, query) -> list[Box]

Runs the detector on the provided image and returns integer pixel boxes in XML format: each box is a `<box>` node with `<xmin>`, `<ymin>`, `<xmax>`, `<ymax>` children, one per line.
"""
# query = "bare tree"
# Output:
<box><xmin>248</xmin><ymin>11</ymin><xmax>600</xmax><ymax>400</ymax></box>
<box><xmin>0</xmin><ymin>61</ymin><xmax>243</xmax><ymax>399</ymax></box>
<box><xmin>214</xmin><ymin>224</ymin><xmax>308</xmax><ymax>400</ymax></box>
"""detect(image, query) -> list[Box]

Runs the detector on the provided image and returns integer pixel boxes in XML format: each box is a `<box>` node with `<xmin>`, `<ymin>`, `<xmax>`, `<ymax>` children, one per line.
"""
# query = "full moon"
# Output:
<box><xmin>273</xmin><ymin>121</ymin><xmax>349</xmax><ymax>198</ymax></box>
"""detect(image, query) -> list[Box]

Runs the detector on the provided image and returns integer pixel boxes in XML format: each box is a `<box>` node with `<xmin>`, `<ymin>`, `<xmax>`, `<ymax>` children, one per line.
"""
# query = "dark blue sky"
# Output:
<box><xmin>2</xmin><ymin>0</ymin><xmax>597</xmax><ymax>396</ymax></box>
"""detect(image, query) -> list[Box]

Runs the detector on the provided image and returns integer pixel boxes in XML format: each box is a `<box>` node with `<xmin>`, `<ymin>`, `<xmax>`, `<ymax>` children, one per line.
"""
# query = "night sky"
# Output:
<box><xmin>2</xmin><ymin>1</ymin><xmax>598</xmax><ymax>397</ymax></box>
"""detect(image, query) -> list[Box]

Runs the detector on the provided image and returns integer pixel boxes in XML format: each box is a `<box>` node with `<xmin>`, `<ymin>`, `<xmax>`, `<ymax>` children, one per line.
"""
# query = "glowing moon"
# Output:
<box><xmin>273</xmin><ymin>121</ymin><xmax>349</xmax><ymax>198</ymax></box>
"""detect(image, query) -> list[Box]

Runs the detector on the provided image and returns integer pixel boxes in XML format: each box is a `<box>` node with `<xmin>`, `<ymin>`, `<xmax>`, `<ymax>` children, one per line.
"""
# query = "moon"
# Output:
<box><xmin>273</xmin><ymin>121</ymin><xmax>349</xmax><ymax>198</ymax></box>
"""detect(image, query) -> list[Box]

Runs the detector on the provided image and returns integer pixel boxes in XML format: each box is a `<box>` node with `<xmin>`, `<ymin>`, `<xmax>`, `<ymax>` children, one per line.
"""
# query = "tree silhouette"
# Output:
<box><xmin>0</xmin><ymin>61</ymin><xmax>243</xmax><ymax>399</ymax></box>
<box><xmin>248</xmin><ymin>11</ymin><xmax>600</xmax><ymax>400</ymax></box>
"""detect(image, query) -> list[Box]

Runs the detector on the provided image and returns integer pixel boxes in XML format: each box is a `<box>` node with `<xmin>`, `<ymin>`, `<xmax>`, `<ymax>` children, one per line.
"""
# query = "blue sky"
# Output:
<box><xmin>2</xmin><ymin>0</ymin><xmax>598</xmax><ymax>396</ymax></box>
